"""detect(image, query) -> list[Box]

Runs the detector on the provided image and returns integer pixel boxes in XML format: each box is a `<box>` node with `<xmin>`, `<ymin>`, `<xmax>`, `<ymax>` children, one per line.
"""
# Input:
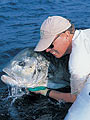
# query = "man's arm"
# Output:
<box><xmin>49</xmin><ymin>90</ymin><xmax>76</xmax><ymax>103</ymax></box>
<box><xmin>32</xmin><ymin>89</ymin><xmax>76</xmax><ymax>103</ymax></box>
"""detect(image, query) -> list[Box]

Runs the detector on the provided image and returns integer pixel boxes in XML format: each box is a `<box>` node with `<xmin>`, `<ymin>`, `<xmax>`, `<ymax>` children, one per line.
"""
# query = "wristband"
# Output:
<box><xmin>28</xmin><ymin>86</ymin><xmax>46</xmax><ymax>91</ymax></box>
<box><xmin>46</xmin><ymin>89</ymin><xmax>52</xmax><ymax>97</ymax></box>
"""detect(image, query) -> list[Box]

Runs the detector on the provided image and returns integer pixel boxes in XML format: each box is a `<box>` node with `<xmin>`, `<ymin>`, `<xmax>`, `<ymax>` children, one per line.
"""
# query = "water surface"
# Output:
<box><xmin>0</xmin><ymin>0</ymin><xmax>90</xmax><ymax>120</ymax></box>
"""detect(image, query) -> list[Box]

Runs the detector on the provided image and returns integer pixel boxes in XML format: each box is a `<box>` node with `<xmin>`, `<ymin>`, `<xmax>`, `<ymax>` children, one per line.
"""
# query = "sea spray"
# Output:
<box><xmin>6</xmin><ymin>86</ymin><xmax>27</xmax><ymax>120</ymax></box>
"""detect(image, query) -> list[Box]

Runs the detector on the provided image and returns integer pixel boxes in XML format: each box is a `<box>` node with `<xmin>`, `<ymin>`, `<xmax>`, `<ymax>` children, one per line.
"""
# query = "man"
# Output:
<box><xmin>34</xmin><ymin>16</ymin><xmax>90</xmax><ymax>103</ymax></box>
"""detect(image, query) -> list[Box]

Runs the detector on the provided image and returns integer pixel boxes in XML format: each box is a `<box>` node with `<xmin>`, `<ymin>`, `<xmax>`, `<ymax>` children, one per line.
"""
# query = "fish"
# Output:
<box><xmin>1</xmin><ymin>48</ymin><xmax>70</xmax><ymax>90</ymax></box>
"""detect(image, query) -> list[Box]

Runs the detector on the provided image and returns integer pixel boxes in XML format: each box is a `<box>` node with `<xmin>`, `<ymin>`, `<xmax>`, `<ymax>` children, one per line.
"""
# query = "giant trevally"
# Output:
<box><xmin>1</xmin><ymin>48</ymin><xmax>70</xmax><ymax>90</ymax></box>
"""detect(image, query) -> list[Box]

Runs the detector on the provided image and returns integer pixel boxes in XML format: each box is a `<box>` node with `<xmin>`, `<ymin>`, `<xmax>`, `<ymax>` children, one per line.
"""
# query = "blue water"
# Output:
<box><xmin>0</xmin><ymin>0</ymin><xmax>90</xmax><ymax>119</ymax></box>
<box><xmin>0</xmin><ymin>0</ymin><xmax>90</xmax><ymax>74</ymax></box>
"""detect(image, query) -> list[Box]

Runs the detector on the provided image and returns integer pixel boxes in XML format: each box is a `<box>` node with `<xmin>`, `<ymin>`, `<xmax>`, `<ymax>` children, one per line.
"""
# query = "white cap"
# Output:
<box><xmin>34</xmin><ymin>16</ymin><xmax>71</xmax><ymax>51</ymax></box>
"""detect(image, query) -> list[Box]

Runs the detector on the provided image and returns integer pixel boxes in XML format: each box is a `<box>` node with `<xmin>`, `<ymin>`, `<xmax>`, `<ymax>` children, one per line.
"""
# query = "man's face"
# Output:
<box><xmin>46</xmin><ymin>31</ymin><xmax>71</xmax><ymax>58</ymax></box>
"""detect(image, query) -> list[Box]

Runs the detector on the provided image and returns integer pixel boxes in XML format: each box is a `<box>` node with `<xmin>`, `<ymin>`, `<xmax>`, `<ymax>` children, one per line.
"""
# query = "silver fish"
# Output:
<box><xmin>1</xmin><ymin>48</ymin><xmax>70</xmax><ymax>89</ymax></box>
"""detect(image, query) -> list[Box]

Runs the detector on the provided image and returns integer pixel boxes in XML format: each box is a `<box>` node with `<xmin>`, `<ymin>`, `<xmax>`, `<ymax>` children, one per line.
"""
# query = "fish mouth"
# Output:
<box><xmin>1</xmin><ymin>74</ymin><xmax>19</xmax><ymax>87</ymax></box>
<box><xmin>1</xmin><ymin>67</ymin><xmax>33</xmax><ymax>88</ymax></box>
<box><xmin>1</xmin><ymin>68</ymin><xmax>25</xmax><ymax>87</ymax></box>
<box><xmin>1</xmin><ymin>68</ymin><xmax>19</xmax><ymax>86</ymax></box>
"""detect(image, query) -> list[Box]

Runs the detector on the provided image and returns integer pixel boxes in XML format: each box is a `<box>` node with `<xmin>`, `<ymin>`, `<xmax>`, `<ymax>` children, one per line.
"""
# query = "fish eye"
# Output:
<box><xmin>18</xmin><ymin>61</ymin><xmax>25</xmax><ymax>66</ymax></box>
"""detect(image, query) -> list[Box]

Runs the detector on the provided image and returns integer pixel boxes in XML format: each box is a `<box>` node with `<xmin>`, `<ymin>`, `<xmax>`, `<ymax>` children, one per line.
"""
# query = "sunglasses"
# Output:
<box><xmin>48</xmin><ymin>44</ymin><xmax>54</xmax><ymax>49</ymax></box>
<box><xmin>48</xmin><ymin>33</ymin><xmax>61</xmax><ymax>49</ymax></box>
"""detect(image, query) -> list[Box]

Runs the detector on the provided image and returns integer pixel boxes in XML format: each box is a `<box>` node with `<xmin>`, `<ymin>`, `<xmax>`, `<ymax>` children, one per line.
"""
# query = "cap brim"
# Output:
<box><xmin>34</xmin><ymin>35</ymin><xmax>56</xmax><ymax>51</ymax></box>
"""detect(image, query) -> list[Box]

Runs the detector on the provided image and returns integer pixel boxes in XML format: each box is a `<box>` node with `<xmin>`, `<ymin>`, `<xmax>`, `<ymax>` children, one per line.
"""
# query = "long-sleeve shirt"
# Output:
<box><xmin>69</xmin><ymin>29</ymin><xmax>90</xmax><ymax>95</ymax></box>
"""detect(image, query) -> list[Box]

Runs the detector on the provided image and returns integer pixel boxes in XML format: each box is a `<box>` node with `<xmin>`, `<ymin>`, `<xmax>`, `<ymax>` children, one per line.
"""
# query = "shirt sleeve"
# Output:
<box><xmin>70</xmin><ymin>73</ymin><xmax>89</xmax><ymax>95</ymax></box>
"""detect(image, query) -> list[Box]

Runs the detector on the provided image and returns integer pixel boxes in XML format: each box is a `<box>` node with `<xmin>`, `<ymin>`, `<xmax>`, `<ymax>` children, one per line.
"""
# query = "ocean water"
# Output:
<box><xmin>0</xmin><ymin>0</ymin><xmax>90</xmax><ymax>120</ymax></box>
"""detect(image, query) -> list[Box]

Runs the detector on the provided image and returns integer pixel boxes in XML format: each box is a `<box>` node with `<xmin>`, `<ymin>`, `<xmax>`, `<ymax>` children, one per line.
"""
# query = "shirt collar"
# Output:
<box><xmin>72</xmin><ymin>29</ymin><xmax>81</xmax><ymax>41</ymax></box>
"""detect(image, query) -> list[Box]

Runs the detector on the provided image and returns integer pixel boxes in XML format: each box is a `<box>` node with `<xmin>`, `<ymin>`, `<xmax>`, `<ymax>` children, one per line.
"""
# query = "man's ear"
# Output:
<box><xmin>65</xmin><ymin>31</ymin><xmax>70</xmax><ymax>42</ymax></box>
<box><xmin>65</xmin><ymin>31</ymin><xmax>70</xmax><ymax>37</ymax></box>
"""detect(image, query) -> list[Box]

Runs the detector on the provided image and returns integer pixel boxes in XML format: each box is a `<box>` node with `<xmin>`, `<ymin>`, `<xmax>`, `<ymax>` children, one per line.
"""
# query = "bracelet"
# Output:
<box><xmin>46</xmin><ymin>89</ymin><xmax>52</xmax><ymax>97</ymax></box>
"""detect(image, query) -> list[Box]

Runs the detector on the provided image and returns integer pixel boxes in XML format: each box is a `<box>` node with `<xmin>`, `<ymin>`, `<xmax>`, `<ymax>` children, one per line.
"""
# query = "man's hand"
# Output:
<box><xmin>31</xmin><ymin>88</ymin><xmax>49</xmax><ymax>96</ymax></box>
